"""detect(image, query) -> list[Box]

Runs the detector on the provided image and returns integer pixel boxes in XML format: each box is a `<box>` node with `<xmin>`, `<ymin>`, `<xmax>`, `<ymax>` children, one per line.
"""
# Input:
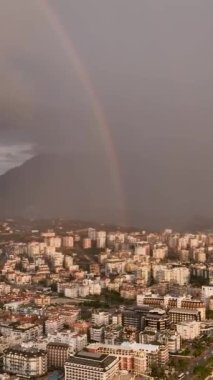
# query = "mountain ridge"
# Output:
<box><xmin>0</xmin><ymin>153</ymin><xmax>213</xmax><ymax>231</ymax></box>
<box><xmin>0</xmin><ymin>153</ymin><xmax>124</xmax><ymax>224</ymax></box>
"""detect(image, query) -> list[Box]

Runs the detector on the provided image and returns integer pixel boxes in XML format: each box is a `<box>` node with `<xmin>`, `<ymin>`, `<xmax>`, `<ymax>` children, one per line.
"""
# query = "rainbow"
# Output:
<box><xmin>37</xmin><ymin>1</ymin><xmax>127</xmax><ymax>225</ymax></box>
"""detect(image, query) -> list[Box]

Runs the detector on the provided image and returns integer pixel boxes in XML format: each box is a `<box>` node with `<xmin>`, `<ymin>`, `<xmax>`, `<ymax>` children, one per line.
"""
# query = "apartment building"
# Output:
<box><xmin>0</xmin><ymin>322</ymin><xmax>43</xmax><ymax>343</ymax></box>
<box><xmin>92</xmin><ymin>312</ymin><xmax>110</xmax><ymax>327</ymax></box>
<box><xmin>176</xmin><ymin>321</ymin><xmax>201</xmax><ymax>340</ymax></box>
<box><xmin>144</xmin><ymin>309</ymin><xmax>170</xmax><ymax>332</ymax></box>
<box><xmin>88</xmin><ymin>341</ymin><xmax>168</xmax><ymax>371</ymax></box>
<box><xmin>47</xmin><ymin>331</ymin><xmax>87</xmax><ymax>354</ymax></box>
<box><xmin>122</xmin><ymin>306</ymin><xmax>151</xmax><ymax>330</ymax></box>
<box><xmin>45</xmin><ymin>317</ymin><xmax>64</xmax><ymax>335</ymax></box>
<box><xmin>3</xmin><ymin>347</ymin><xmax>47</xmax><ymax>378</ymax></box>
<box><xmin>137</xmin><ymin>294</ymin><xmax>205</xmax><ymax>320</ymax></box>
<box><xmin>202</xmin><ymin>286</ymin><xmax>213</xmax><ymax>299</ymax></box>
<box><xmin>47</xmin><ymin>342</ymin><xmax>70</xmax><ymax>369</ymax></box>
<box><xmin>34</xmin><ymin>294</ymin><xmax>51</xmax><ymax>307</ymax></box>
<box><xmin>90</xmin><ymin>326</ymin><xmax>105</xmax><ymax>343</ymax></box>
<box><xmin>168</xmin><ymin>308</ymin><xmax>201</xmax><ymax>323</ymax></box>
<box><xmin>65</xmin><ymin>350</ymin><xmax>119</xmax><ymax>380</ymax></box>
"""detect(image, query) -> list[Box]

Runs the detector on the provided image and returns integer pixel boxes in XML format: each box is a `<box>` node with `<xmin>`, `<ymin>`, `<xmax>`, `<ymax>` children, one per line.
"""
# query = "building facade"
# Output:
<box><xmin>3</xmin><ymin>347</ymin><xmax>47</xmax><ymax>378</ymax></box>
<box><xmin>176</xmin><ymin>321</ymin><xmax>200</xmax><ymax>340</ymax></box>
<box><xmin>65</xmin><ymin>350</ymin><xmax>119</xmax><ymax>380</ymax></box>
<box><xmin>47</xmin><ymin>342</ymin><xmax>70</xmax><ymax>369</ymax></box>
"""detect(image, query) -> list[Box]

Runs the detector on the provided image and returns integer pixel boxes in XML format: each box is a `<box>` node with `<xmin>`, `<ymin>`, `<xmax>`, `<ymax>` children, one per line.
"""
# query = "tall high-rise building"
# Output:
<box><xmin>88</xmin><ymin>228</ymin><xmax>96</xmax><ymax>241</ymax></box>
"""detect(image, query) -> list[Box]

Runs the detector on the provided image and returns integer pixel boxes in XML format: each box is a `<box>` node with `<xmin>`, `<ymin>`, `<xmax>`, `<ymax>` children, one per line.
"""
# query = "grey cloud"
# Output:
<box><xmin>0</xmin><ymin>0</ymin><xmax>213</xmax><ymax>225</ymax></box>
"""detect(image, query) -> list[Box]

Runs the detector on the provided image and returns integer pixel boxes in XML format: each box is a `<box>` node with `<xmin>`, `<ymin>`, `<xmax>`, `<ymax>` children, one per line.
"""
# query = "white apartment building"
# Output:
<box><xmin>134</xmin><ymin>243</ymin><xmax>150</xmax><ymax>257</ymax></box>
<box><xmin>45</xmin><ymin>317</ymin><xmax>64</xmax><ymax>335</ymax></box>
<box><xmin>88</xmin><ymin>228</ymin><xmax>97</xmax><ymax>241</ymax></box>
<box><xmin>64</xmin><ymin>255</ymin><xmax>74</xmax><ymax>270</ymax></box>
<box><xmin>89</xmin><ymin>281</ymin><xmax>102</xmax><ymax>295</ymax></box>
<box><xmin>27</xmin><ymin>242</ymin><xmax>41</xmax><ymax>256</ymax></box>
<box><xmin>202</xmin><ymin>286</ymin><xmax>213</xmax><ymax>299</ymax></box>
<box><xmin>178</xmin><ymin>236</ymin><xmax>190</xmax><ymax>250</ymax></box>
<box><xmin>153</xmin><ymin>244</ymin><xmax>168</xmax><ymax>260</ymax></box>
<box><xmin>50</xmin><ymin>252</ymin><xmax>64</xmax><ymax>270</ymax></box>
<box><xmin>92</xmin><ymin>312</ymin><xmax>110</xmax><ymax>327</ymax></box>
<box><xmin>189</xmin><ymin>237</ymin><xmax>200</xmax><ymax>249</ymax></box>
<box><xmin>105</xmin><ymin>259</ymin><xmax>126</xmax><ymax>275</ymax></box>
<box><xmin>152</xmin><ymin>265</ymin><xmax>190</xmax><ymax>285</ymax></box>
<box><xmin>136</xmin><ymin>265</ymin><xmax>151</xmax><ymax>285</ymax></box>
<box><xmin>3</xmin><ymin>348</ymin><xmax>47</xmax><ymax>378</ymax></box>
<box><xmin>45</xmin><ymin>236</ymin><xmax>61</xmax><ymax>248</ymax></box>
<box><xmin>44</xmin><ymin>245</ymin><xmax>56</xmax><ymax>255</ymax></box>
<box><xmin>48</xmin><ymin>331</ymin><xmax>87</xmax><ymax>354</ymax></box>
<box><xmin>96</xmin><ymin>231</ymin><xmax>107</xmax><ymax>248</ymax></box>
<box><xmin>97</xmin><ymin>238</ymin><xmax>106</xmax><ymax>249</ymax></box>
<box><xmin>90</xmin><ymin>326</ymin><xmax>105</xmax><ymax>342</ymax></box>
<box><xmin>167</xmin><ymin>332</ymin><xmax>181</xmax><ymax>353</ymax></box>
<box><xmin>64</xmin><ymin>285</ymin><xmax>78</xmax><ymax>298</ymax></box>
<box><xmin>63</xmin><ymin>280</ymin><xmax>101</xmax><ymax>298</ymax></box>
<box><xmin>78</xmin><ymin>285</ymin><xmax>90</xmax><ymax>298</ymax></box>
<box><xmin>152</xmin><ymin>265</ymin><xmax>169</xmax><ymax>283</ymax></box>
<box><xmin>42</xmin><ymin>232</ymin><xmax>55</xmax><ymax>238</ymax></box>
<box><xmin>63</xmin><ymin>236</ymin><xmax>74</xmax><ymax>248</ymax></box>
<box><xmin>0</xmin><ymin>323</ymin><xmax>43</xmax><ymax>343</ymax></box>
<box><xmin>176</xmin><ymin>321</ymin><xmax>200</xmax><ymax>340</ymax></box>
<box><xmin>172</xmin><ymin>267</ymin><xmax>190</xmax><ymax>285</ymax></box>
<box><xmin>0</xmin><ymin>374</ymin><xmax>11</xmax><ymax>380</ymax></box>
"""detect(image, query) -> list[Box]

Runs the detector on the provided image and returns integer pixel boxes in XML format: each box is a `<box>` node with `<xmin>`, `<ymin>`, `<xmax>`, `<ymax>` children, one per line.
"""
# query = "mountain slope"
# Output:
<box><xmin>0</xmin><ymin>154</ymin><xmax>123</xmax><ymax>223</ymax></box>
<box><xmin>0</xmin><ymin>153</ymin><xmax>213</xmax><ymax>230</ymax></box>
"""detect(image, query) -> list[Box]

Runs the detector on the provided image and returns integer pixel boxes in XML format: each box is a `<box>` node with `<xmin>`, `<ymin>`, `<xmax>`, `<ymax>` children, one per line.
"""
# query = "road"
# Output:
<box><xmin>52</xmin><ymin>296</ymin><xmax>96</xmax><ymax>304</ymax></box>
<box><xmin>183</xmin><ymin>342</ymin><xmax>213</xmax><ymax>380</ymax></box>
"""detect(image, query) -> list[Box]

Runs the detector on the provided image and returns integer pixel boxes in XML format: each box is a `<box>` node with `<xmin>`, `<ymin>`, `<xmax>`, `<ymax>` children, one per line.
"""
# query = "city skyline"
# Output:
<box><xmin>0</xmin><ymin>219</ymin><xmax>212</xmax><ymax>379</ymax></box>
<box><xmin>2</xmin><ymin>2</ymin><xmax>213</xmax><ymax>379</ymax></box>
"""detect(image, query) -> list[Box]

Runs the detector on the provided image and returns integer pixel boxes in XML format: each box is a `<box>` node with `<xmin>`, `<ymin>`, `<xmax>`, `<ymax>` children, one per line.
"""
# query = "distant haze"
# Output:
<box><xmin>1</xmin><ymin>0</ymin><xmax>213</xmax><ymax>228</ymax></box>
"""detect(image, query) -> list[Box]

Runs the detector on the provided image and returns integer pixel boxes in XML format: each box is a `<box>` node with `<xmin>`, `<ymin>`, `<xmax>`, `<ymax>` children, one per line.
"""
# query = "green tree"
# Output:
<box><xmin>151</xmin><ymin>363</ymin><xmax>166</xmax><ymax>379</ymax></box>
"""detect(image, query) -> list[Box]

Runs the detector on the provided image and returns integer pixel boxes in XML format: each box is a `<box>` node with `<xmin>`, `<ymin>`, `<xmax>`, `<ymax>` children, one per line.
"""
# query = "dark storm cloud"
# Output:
<box><xmin>0</xmin><ymin>0</ymin><xmax>101</xmax><ymax>157</ymax></box>
<box><xmin>1</xmin><ymin>0</ymin><xmax>213</xmax><ymax>225</ymax></box>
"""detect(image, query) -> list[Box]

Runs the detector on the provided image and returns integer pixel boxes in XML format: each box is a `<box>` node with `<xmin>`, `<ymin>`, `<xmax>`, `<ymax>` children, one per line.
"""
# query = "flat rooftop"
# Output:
<box><xmin>66</xmin><ymin>350</ymin><xmax>117</xmax><ymax>369</ymax></box>
<box><xmin>121</xmin><ymin>342</ymin><xmax>159</xmax><ymax>353</ymax></box>
<box><xmin>169</xmin><ymin>308</ymin><xmax>199</xmax><ymax>314</ymax></box>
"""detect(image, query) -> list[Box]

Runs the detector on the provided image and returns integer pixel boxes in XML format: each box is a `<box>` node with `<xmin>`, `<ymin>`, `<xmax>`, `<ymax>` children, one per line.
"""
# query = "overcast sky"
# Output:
<box><xmin>1</xmin><ymin>0</ymin><xmax>213</xmax><ymax>225</ymax></box>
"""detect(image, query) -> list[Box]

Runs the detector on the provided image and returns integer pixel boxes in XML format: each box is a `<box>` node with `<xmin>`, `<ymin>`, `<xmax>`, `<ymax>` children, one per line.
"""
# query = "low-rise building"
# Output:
<box><xmin>34</xmin><ymin>294</ymin><xmax>51</xmax><ymax>307</ymax></box>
